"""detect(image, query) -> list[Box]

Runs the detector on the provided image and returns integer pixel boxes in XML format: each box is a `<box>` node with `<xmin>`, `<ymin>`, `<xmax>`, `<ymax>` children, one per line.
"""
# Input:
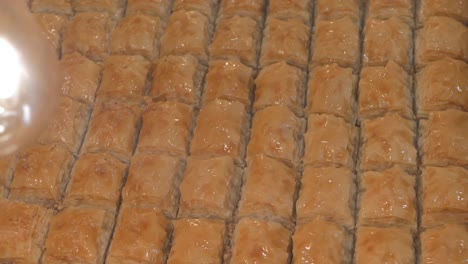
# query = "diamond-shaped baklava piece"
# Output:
<box><xmin>418</xmin><ymin>0</ymin><xmax>468</xmax><ymax>25</ymax></box>
<box><xmin>35</xmin><ymin>13</ymin><xmax>67</xmax><ymax>55</ymax></box>
<box><xmin>315</xmin><ymin>0</ymin><xmax>360</xmax><ymax>23</ymax></box>
<box><xmin>268</xmin><ymin>0</ymin><xmax>312</xmax><ymax>25</ymax></box>
<box><xmin>367</xmin><ymin>0</ymin><xmax>413</xmax><ymax>24</ymax></box>
<box><xmin>172</xmin><ymin>0</ymin><xmax>218</xmax><ymax>21</ymax></box>
<box><xmin>420</xmin><ymin>224</ymin><xmax>468</xmax><ymax>264</ymax></box>
<box><xmin>218</xmin><ymin>0</ymin><xmax>266</xmax><ymax>23</ymax></box>
<box><xmin>126</xmin><ymin>0</ymin><xmax>172</xmax><ymax>20</ymax></box>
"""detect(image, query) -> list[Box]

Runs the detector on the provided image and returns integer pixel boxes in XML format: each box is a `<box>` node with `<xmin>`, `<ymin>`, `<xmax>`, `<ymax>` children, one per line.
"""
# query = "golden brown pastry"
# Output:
<box><xmin>418</xmin><ymin>0</ymin><xmax>468</xmax><ymax>25</ymax></box>
<box><xmin>420</xmin><ymin>109</ymin><xmax>468</xmax><ymax>167</ymax></box>
<box><xmin>190</xmin><ymin>99</ymin><xmax>249</xmax><ymax>164</ymax></box>
<box><xmin>355</xmin><ymin>226</ymin><xmax>414</xmax><ymax>264</ymax></box>
<box><xmin>74</xmin><ymin>0</ymin><xmax>126</xmax><ymax>18</ymax></box>
<box><xmin>137</xmin><ymin>101</ymin><xmax>193</xmax><ymax>157</ymax></box>
<box><xmin>296</xmin><ymin>167</ymin><xmax>355</xmax><ymax>229</ymax></box>
<box><xmin>150</xmin><ymin>55</ymin><xmax>205</xmax><ymax>105</ymax></box>
<box><xmin>218</xmin><ymin>0</ymin><xmax>266</xmax><ymax>23</ymax></box>
<box><xmin>210</xmin><ymin>15</ymin><xmax>260</xmax><ymax>68</ymax></box>
<box><xmin>0</xmin><ymin>199</ymin><xmax>51</xmax><ymax>263</ymax></box>
<box><xmin>203</xmin><ymin>59</ymin><xmax>253</xmax><ymax>107</ymax></box>
<box><xmin>60</xmin><ymin>52</ymin><xmax>102</xmax><ymax>105</ymax></box>
<box><xmin>260</xmin><ymin>17</ymin><xmax>310</xmax><ymax>69</ymax></box>
<box><xmin>110</xmin><ymin>14</ymin><xmax>163</xmax><ymax>59</ymax></box>
<box><xmin>360</xmin><ymin>113</ymin><xmax>417</xmax><ymax>172</ymax></box>
<box><xmin>292</xmin><ymin>218</ymin><xmax>352</xmax><ymax>264</ymax></box>
<box><xmin>254</xmin><ymin>61</ymin><xmax>306</xmax><ymax>116</ymax></box>
<box><xmin>167</xmin><ymin>218</ymin><xmax>226</xmax><ymax>264</ymax></box>
<box><xmin>268</xmin><ymin>0</ymin><xmax>312</xmax><ymax>25</ymax></box>
<box><xmin>31</xmin><ymin>0</ymin><xmax>73</xmax><ymax>15</ymax></box>
<box><xmin>42</xmin><ymin>206</ymin><xmax>113</xmax><ymax>264</ymax></box>
<box><xmin>312</xmin><ymin>17</ymin><xmax>360</xmax><ymax>70</ymax></box>
<box><xmin>367</xmin><ymin>0</ymin><xmax>413</xmax><ymax>24</ymax></box>
<box><xmin>82</xmin><ymin>100</ymin><xmax>141</xmax><ymax>161</ymax></box>
<box><xmin>359</xmin><ymin>61</ymin><xmax>413</xmax><ymax>119</ymax></box>
<box><xmin>97</xmin><ymin>55</ymin><xmax>150</xmax><ymax>100</ymax></box>
<box><xmin>173</xmin><ymin>0</ymin><xmax>218</xmax><ymax>21</ymax></box>
<box><xmin>0</xmin><ymin>155</ymin><xmax>16</xmax><ymax>198</ymax></box>
<box><xmin>230</xmin><ymin>218</ymin><xmax>290</xmax><ymax>263</ymax></box>
<box><xmin>306</xmin><ymin>64</ymin><xmax>357</xmax><ymax>122</ymax></box>
<box><xmin>247</xmin><ymin>105</ymin><xmax>303</xmax><ymax>168</ymax></box>
<box><xmin>358</xmin><ymin>166</ymin><xmax>416</xmax><ymax>229</ymax></box>
<box><xmin>64</xmin><ymin>153</ymin><xmax>126</xmax><ymax>211</ymax></box>
<box><xmin>238</xmin><ymin>154</ymin><xmax>297</xmax><ymax>227</ymax></box>
<box><xmin>303</xmin><ymin>114</ymin><xmax>356</xmax><ymax>168</ymax></box>
<box><xmin>160</xmin><ymin>10</ymin><xmax>210</xmax><ymax>63</ymax></box>
<box><xmin>416</xmin><ymin>57</ymin><xmax>468</xmax><ymax>118</ymax></box>
<box><xmin>420</xmin><ymin>224</ymin><xmax>468</xmax><ymax>264</ymax></box>
<box><xmin>421</xmin><ymin>166</ymin><xmax>468</xmax><ymax>227</ymax></box>
<box><xmin>126</xmin><ymin>0</ymin><xmax>172</xmax><ymax>20</ymax></box>
<box><xmin>38</xmin><ymin>96</ymin><xmax>91</xmax><ymax>154</ymax></box>
<box><xmin>107</xmin><ymin>206</ymin><xmax>170</xmax><ymax>264</ymax></box>
<box><xmin>363</xmin><ymin>17</ymin><xmax>412</xmax><ymax>71</ymax></box>
<box><xmin>416</xmin><ymin>16</ymin><xmax>468</xmax><ymax>67</ymax></box>
<box><xmin>9</xmin><ymin>144</ymin><xmax>74</xmax><ymax>206</ymax></box>
<box><xmin>178</xmin><ymin>156</ymin><xmax>242</xmax><ymax>219</ymax></box>
<box><xmin>122</xmin><ymin>153</ymin><xmax>183</xmax><ymax>218</ymax></box>
<box><xmin>315</xmin><ymin>0</ymin><xmax>360</xmax><ymax>23</ymax></box>
<box><xmin>34</xmin><ymin>13</ymin><xmax>67</xmax><ymax>55</ymax></box>
<box><xmin>62</xmin><ymin>12</ymin><xmax>114</xmax><ymax>61</ymax></box>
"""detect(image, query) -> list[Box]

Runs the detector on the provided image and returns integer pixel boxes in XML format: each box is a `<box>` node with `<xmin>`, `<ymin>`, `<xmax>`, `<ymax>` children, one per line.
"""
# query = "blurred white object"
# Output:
<box><xmin>0</xmin><ymin>2</ymin><xmax>60</xmax><ymax>156</ymax></box>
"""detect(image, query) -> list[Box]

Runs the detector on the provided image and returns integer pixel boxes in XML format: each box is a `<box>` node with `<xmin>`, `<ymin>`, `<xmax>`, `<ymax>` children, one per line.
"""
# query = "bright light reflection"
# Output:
<box><xmin>0</xmin><ymin>38</ymin><xmax>26</xmax><ymax>99</ymax></box>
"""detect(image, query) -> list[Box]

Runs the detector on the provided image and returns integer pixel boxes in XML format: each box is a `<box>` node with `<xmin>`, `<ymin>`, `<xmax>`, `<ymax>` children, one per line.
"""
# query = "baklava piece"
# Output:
<box><xmin>203</xmin><ymin>59</ymin><xmax>253</xmax><ymax>107</ymax></box>
<box><xmin>30</xmin><ymin>0</ymin><xmax>73</xmax><ymax>15</ymax></box>
<box><xmin>42</xmin><ymin>207</ymin><xmax>113</xmax><ymax>264</ymax></box>
<box><xmin>0</xmin><ymin>200</ymin><xmax>51</xmax><ymax>263</ymax></box>
<box><xmin>312</xmin><ymin>17</ymin><xmax>360</xmax><ymax>70</ymax></box>
<box><xmin>126</xmin><ymin>0</ymin><xmax>172</xmax><ymax>20</ymax></box>
<box><xmin>358</xmin><ymin>166</ymin><xmax>416</xmax><ymax>229</ymax></box>
<box><xmin>363</xmin><ymin>17</ymin><xmax>412</xmax><ymax>70</ymax></box>
<box><xmin>367</xmin><ymin>0</ymin><xmax>413</xmax><ymax>24</ymax></box>
<box><xmin>268</xmin><ymin>0</ymin><xmax>312</xmax><ymax>25</ymax></box>
<box><xmin>247</xmin><ymin>106</ymin><xmax>303</xmax><ymax>167</ymax></box>
<box><xmin>292</xmin><ymin>218</ymin><xmax>352</xmax><ymax>264</ymax></box>
<box><xmin>97</xmin><ymin>55</ymin><xmax>150</xmax><ymax>101</ymax></box>
<box><xmin>210</xmin><ymin>15</ymin><xmax>260</xmax><ymax>68</ymax></box>
<box><xmin>82</xmin><ymin>100</ymin><xmax>141</xmax><ymax>161</ymax></box>
<box><xmin>420</xmin><ymin>109</ymin><xmax>468</xmax><ymax>167</ymax></box>
<box><xmin>178</xmin><ymin>157</ymin><xmax>242</xmax><ymax>219</ymax></box>
<box><xmin>303</xmin><ymin>114</ymin><xmax>356</xmax><ymax>168</ymax></box>
<box><xmin>35</xmin><ymin>13</ymin><xmax>67</xmax><ymax>55</ymax></box>
<box><xmin>238</xmin><ymin>154</ymin><xmax>297</xmax><ymax>227</ymax></box>
<box><xmin>173</xmin><ymin>0</ymin><xmax>218</xmax><ymax>21</ymax></box>
<box><xmin>64</xmin><ymin>153</ymin><xmax>126</xmax><ymax>211</ymax></box>
<box><xmin>218</xmin><ymin>0</ymin><xmax>266</xmax><ymax>23</ymax></box>
<box><xmin>149</xmin><ymin>55</ymin><xmax>205</xmax><ymax>105</ymax></box>
<box><xmin>416</xmin><ymin>16</ymin><xmax>468</xmax><ymax>67</ymax></box>
<box><xmin>60</xmin><ymin>52</ymin><xmax>102</xmax><ymax>105</ymax></box>
<box><xmin>254</xmin><ymin>62</ymin><xmax>306</xmax><ymax>116</ymax></box>
<box><xmin>230</xmin><ymin>218</ymin><xmax>290</xmax><ymax>263</ymax></box>
<box><xmin>355</xmin><ymin>227</ymin><xmax>414</xmax><ymax>264</ymax></box>
<box><xmin>107</xmin><ymin>206</ymin><xmax>171</xmax><ymax>264</ymax></box>
<box><xmin>167</xmin><ymin>219</ymin><xmax>226</xmax><ymax>264</ymax></box>
<box><xmin>137</xmin><ymin>101</ymin><xmax>193</xmax><ymax>157</ymax></box>
<box><xmin>421</xmin><ymin>166</ymin><xmax>468</xmax><ymax>227</ymax></box>
<box><xmin>306</xmin><ymin>64</ymin><xmax>357</xmax><ymax>123</ymax></box>
<box><xmin>110</xmin><ymin>14</ymin><xmax>163</xmax><ymax>59</ymax></box>
<box><xmin>315</xmin><ymin>0</ymin><xmax>360</xmax><ymax>23</ymax></box>
<box><xmin>37</xmin><ymin>96</ymin><xmax>91</xmax><ymax>154</ymax></box>
<box><xmin>9</xmin><ymin>144</ymin><xmax>73</xmax><ymax>206</ymax></box>
<box><xmin>416</xmin><ymin>58</ymin><xmax>468</xmax><ymax>117</ymax></box>
<box><xmin>74</xmin><ymin>0</ymin><xmax>126</xmax><ymax>18</ymax></box>
<box><xmin>420</xmin><ymin>224</ymin><xmax>468</xmax><ymax>264</ymax></box>
<box><xmin>190</xmin><ymin>100</ymin><xmax>249</xmax><ymax>163</ymax></box>
<box><xmin>418</xmin><ymin>0</ymin><xmax>468</xmax><ymax>25</ymax></box>
<box><xmin>359</xmin><ymin>61</ymin><xmax>413</xmax><ymax>120</ymax></box>
<box><xmin>360</xmin><ymin>113</ymin><xmax>417</xmax><ymax>172</ymax></box>
<box><xmin>260</xmin><ymin>18</ymin><xmax>310</xmax><ymax>69</ymax></box>
<box><xmin>62</xmin><ymin>12</ymin><xmax>114</xmax><ymax>61</ymax></box>
<box><xmin>0</xmin><ymin>155</ymin><xmax>16</xmax><ymax>197</ymax></box>
<box><xmin>296</xmin><ymin>167</ymin><xmax>355</xmax><ymax>229</ymax></box>
<box><xmin>122</xmin><ymin>153</ymin><xmax>183</xmax><ymax>218</ymax></box>
<box><xmin>160</xmin><ymin>10</ymin><xmax>210</xmax><ymax>63</ymax></box>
